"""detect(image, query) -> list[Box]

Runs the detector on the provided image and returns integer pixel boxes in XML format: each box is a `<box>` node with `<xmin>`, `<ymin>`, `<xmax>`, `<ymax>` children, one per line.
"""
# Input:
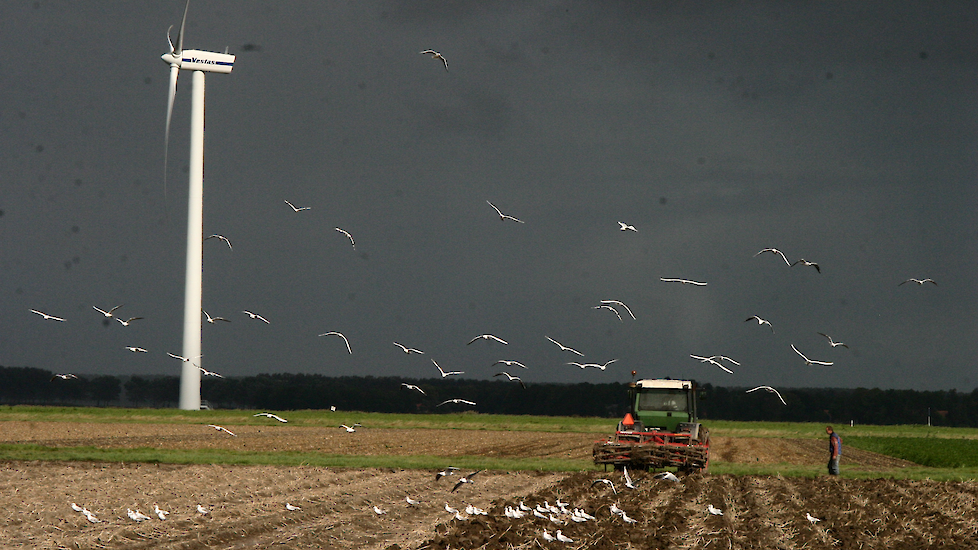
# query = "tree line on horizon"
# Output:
<box><xmin>1</xmin><ymin>365</ymin><xmax>974</xmax><ymax>427</ymax></box>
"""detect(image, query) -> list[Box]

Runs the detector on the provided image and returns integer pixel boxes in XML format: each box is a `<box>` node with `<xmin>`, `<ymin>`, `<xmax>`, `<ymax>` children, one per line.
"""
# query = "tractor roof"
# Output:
<box><xmin>635</xmin><ymin>379</ymin><xmax>693</xmax><ymax>390</ymax></box>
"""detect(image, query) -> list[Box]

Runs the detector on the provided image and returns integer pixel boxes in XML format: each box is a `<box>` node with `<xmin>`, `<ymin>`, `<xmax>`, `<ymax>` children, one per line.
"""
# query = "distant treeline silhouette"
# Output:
<box><xmin>2</xmin><ymin>365</ymin><xmax>976</xmax><ymax>426</ymax></box>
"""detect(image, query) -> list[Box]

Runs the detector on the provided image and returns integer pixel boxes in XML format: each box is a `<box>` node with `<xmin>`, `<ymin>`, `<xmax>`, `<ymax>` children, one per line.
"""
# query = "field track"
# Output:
<box><xmin>1</xmin><ymin>422</ymin><xmax>966</xmax><ymax>549</ymax></box>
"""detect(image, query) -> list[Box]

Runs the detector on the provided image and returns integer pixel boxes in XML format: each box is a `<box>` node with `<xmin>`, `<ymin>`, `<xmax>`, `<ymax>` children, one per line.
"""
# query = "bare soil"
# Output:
<box><xmin>0</xmin><ymin>422</ymin><xmax>963</xmax><ymax>550</ymax></box>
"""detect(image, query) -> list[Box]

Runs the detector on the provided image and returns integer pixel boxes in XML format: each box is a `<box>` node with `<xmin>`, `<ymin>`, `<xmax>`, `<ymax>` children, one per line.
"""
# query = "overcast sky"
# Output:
<box><xmin>2</xmin><ymin>1</ymin><xmax>976</xmax><ymax>392</ymax></box>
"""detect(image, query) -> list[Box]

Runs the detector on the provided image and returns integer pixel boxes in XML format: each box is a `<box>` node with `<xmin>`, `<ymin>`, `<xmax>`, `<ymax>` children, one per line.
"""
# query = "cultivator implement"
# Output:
<box><xmin>593</xmin><ymin>424</ymin><xmax>710</xmax><ymax>472</ymax></box>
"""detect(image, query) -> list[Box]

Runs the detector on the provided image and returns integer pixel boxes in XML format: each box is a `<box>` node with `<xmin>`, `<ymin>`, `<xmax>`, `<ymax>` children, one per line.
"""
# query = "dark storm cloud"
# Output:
<box><xmin>1</xmin><ymin>1</ymin><xmax>976</xmax><ymax>393</ymax></box>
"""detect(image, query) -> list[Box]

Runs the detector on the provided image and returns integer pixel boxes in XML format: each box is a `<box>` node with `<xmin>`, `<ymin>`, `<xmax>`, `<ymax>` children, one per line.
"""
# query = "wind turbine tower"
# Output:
<box><xmin>161</xmin><ymin>1</ymin><xmax>235</xmax><ymax>410</ymax></box>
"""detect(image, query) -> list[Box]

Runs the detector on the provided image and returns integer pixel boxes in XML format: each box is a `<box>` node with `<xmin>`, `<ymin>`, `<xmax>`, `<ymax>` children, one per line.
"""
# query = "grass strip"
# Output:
<box><xmin>844</xmin><ymin>436</ymin><xmax>978</xmax><ymax>468</ymax></box>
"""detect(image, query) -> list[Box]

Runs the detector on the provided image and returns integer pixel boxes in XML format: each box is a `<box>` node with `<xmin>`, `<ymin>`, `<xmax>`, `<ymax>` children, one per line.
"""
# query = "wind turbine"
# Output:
<box><xmin>161</xmin><ymin>0</ymin><xmax>235</xmax><ymax>410</ymax></box>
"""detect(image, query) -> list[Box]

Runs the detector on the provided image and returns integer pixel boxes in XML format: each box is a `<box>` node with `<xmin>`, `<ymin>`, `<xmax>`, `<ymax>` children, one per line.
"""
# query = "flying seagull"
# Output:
<box><xmin>432</xmin><ymin>359</ymin><xmax>464</xmax><ymax>377</ymax></box>
<box><xmin>493</xmin><ymin>359</ymin><xmax>527</xmax><ymax>369</ymax></box>
<box><xmin>116</xmin><ymin>316</ymin><xmax>143</xmax><ymax>327</ymax></box>
<box><xmin>745</xmin><ymin>315</ymin><xmax>774</xmax><ymax>333</ymax></box>
<box><xmin>334</xmin><ymin>227</ymin><xmax>356</xmax><ymax>249</ymax></box>
<box><xmin>791</xmin><ymin>258</ymin><xmax>821</xmax><ymax>273</ymax></box>
<box><xmin>284</xmin><ymin>199</ymin><xmax>311</xmax><ymax>212</ymax></box>
<box><xmin>167</xmin><ymin>352</ymin><xmax>202</xmax><ymax>363</ymax></box>
<box><xmin>401</xmin><ymin>383</ymin><xmax>426</xmax><ymax>395</ymax></box>
<box><xmin>419</xmin><ymin>49</ymin><xmax>449</xmax><ymax>71</ymax></box>
<box><xmin>618</xmin><ymin>221</ymin><xmax>637</xmax><ymax>232</ymax></box>
<box><xmin>202</xmin><ymin>309</ymin><xmax>231</xmax><ymax>324</ymax></box>
<box><xmin>242</xmin><ymin>310</ymin><xmax>270</xmax><ymax>324</ymax></box>
<box><xmin>660</xmin><ymin>277</ymin><xmax>708</xmax><ymax>286</ymax></box>
<box><xmin>196</xmin><ymin>365</ymin><xmax>224</xmax><ymax>378</ymax></box>
<box><xmin>51</xmin><ymin>373</ymin><xmax>78</xmax><ymax>381</ymax></box>
<box><xmin>746</xmin><ymin>385</ymin><xmax>787</xmax><ymax>406</ymax></box>
<box><xmin>340</xmin><ymin>424</ymin><xmax>357</xmax><ymax>433</ymax></box>
<box><xmin>601</xmin><ymin>300</ymin><xmax>636</xmax><ymax>320</ymax></box>
<box><xmin>899</xmin><ymin>278</ymin><xmax>937</xmax><ymax>286</ymax></box>
<box><xmin>593</xmin><ymin>304</ymin><xmax>623</xmax><ymax>322</ymax></box>
<box><xmin>791</xmin><ymin>344</ymin><xmax>834</xmax><ymax>366</ymax></box>
<box><xmin>546</xmin><ymin>336</ymin><xmax>584</xmax><ymax>356</ymax></box>
<box><xmin>689</xmin><ymin>354</ymin><xmax>734</xmax><ymax>374</ymax></box>
<box><xmin>652</xmin><ymin>471</ymin><xmax>681</xmax><ymax>482</ymax></box>
<box><xmin>467</xmin><ymin>333</ymin><xmax>508</xmax><ymax>345</ymax></box>
<box><xmin>30</xmin><ymin>309</ymin><xmax>65</xmax><ymax>322</ymax></box>
<box><xmin>393</xmin><ymin>342</ymin><xmax>424</xmax><ymax>354</ymax></box>
<box><xmin>204</xmin><ymin>234</ymin><xmax>232</xmax><ymax>249</ymax></box>
<box><xmin>622</xmin><ymin>466</ymin><xmax>639</xmax><ymax>489</ymax></box>
<box><xmin>817</xmin><ymin>332</ymin><xmax>849</xmax><ymax>348</ymax></box>
<box><xmin>436</xmin><ymin>467</ymin><xmax>461</xmax><ymax>480</ymax></box>
<box><xmin>493</xmin><ymin>372</ymin><xmax>526</xmax><ymax>388</ymax></box>
<box><xmin>567</xmin><ymin>359</ymin><xmax>617</xmax><ymax>370</ymax></box>
<box><xmin>206</xmin><ymin>424</ymin><xmax>236</xmax><ymax>436</ymax></box>
<box><xmin>450</xmin><ymin>470</ymin><xmax>482</xmax><ymax>492</ymax></box>
<box><xmin>253</xmin><ymin>412</ymin><xmax>288</xmax><ymax>423</ymax></box>
<box><xmin>319</xmin><ymin>331</ymin><xmax>352</xmax><ymax>354</ymax></box>
<box><xmin>753</xmin><ymin>248</ymin><xmax>791</xmax><ymax>266</ymax></box>
<box><xmin>486</xmin><ymin>200</ymin><xmax>525</xmax><ymax>223</ymax></box>
<box><xmin>590</xmin><ymin>478</ymin><xmax>617</xmax><ymax>494</ymax></box>
<box><xmin>437</xmin><ymin>398</ymin><xmax>477</xmax><ymax>407</ymax></box>
<box><xmin>93</xmin><ymin>304</ymin><xmax>124</xmax><ymax>318</ymax></box>
<box><xmin>125</xmin><ymin>346</ymin><xmax>148</xmax><ymax>353</ymax></box>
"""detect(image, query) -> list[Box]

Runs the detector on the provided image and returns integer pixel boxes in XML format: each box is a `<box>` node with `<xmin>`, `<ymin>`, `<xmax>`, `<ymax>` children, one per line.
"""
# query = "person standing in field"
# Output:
<box><xmin>826</xmin><ymin>425</ymin><xmax>842</xmax><ymax>475</ymax></box>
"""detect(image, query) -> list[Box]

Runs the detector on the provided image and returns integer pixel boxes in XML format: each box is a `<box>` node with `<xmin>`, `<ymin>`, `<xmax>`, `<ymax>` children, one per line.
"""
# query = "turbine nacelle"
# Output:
<box><xmin>161</xmin><ymin>50</ymin><xmax>235</xmax><ymax>74</ymax></box>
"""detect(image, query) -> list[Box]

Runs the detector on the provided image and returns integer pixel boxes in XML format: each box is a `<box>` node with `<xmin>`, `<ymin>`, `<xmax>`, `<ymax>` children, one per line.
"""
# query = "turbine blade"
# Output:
<box><xmin>175</xmin><ymin>0</ymin><xmax>190</xmax><ymax>55</ymax></box>
<box><xmin>163</xmin><ymin>64</ymin><xmax>179</xmax><ymax>211</ymax></box>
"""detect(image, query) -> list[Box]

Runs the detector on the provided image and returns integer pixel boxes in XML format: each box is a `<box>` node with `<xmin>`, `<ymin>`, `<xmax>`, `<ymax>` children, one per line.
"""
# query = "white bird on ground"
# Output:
<box><xmin>51</xmin><ymin>373</ymin><xmax>79</xmax><ymax>381</ymax></box>
<box><xmin>899</xmin><ymin>278</ymin><xmax>937</xmax><ymax>286</ymax></box>
<box><xmin>202</xmin><ymin>309</ymin><xmax>230</xmax><ymax>324</ymax></box>
<box><xmin>791</xmin><ymin>258</ymin><xmax>821</xmax><ymax>273</ymax></box>
<box><xmin>253</xmin><ymin>412</ymin><xmax>288</xmax><ymax>423</ymax></box>
<box><xmin>601</xmin><ymin>299</ymin><xmax>636</xmax><ymax>320</ymax></box>
<box><xmin>593</xmin><ymin>304</ymin><xmax>623</xmax><ymax>322</ymax></box>
<box><xmin>30</xmin><ymin>309</ymin><xmax>65</xmax><ymax>321</ymax></box>
<box><xmin>206</xmin><ymin>424</ymin><xmax>236</xmax><ymax>436</ymax></box>
<box><xmin>542</xmin><ymin>530</ymin><xmax>556</xmax><ymax>542</ymax></box>
<box><xmin>405</xmin><ymin>496</ymin><xmax>421</xmax><ymax>506</ymax></box>
<box><xmin>127</xmin><ymin>508</ymin><xmax>152</xmax><ymax>522</ymax></box>
<box><xmin>653</xmin><ymin>471</ymin><xmax>681</xmax><ymax>482</ymax></box>
<box><xmin>660</xmin><ymin>277</ymin><xmax>708</xmax><ymax>286</ymax></box>
<box><xmin>419</xmin><ymin>49</ymin><xmax>449</xmax><ymax>71</ymax></box>
<box><xmin>817</xmin><ymin>332</ymin><xmax>849</xmax><ymax>348</ymax></box>
<box><xmin>556</xmin><ymin>530</ymin><xmax>574</xmax><ymax>543</ymax></box>
<box><xmin>93</xmin><ymin>304</ymin><xmax>124</xmax><ymax>318</ymax></box>
<box><xmin>465</xmin><ymin>504</ymin><xmax>487</xmax><ymax>516</ymax></box>
<box><xmin>689</xmin><ymin>354</ymin><xmax>734</xmax><ymax>374</ymax></box>
<box><xmin>340</xmin><ymin>424</ymin><xmax>356</xmax><ymax>433</ymax></box>
<box><xmin>493</xmin><ymin>359</ymin><xmax>527</xmax><ymax>369</ymax></box>
<box><xmin>791</xmin><ymin>344</ymin><xmax>834</xmax><ymax>366</ymax></box>
<box><xmin>486</xmin><ymin>200</ymin><xmax>524</xmax><ymax>223</ymax></box>
<box><xmin>82</xmin><ymin>509</ymin><xmax>101</xmax><ymax>523</ymax></box>
<box><xmin>493</xmin><ymin>372</ymin><xmax>526</xmax><ymax>388</ymax></box>
<box><xmin>284</xmin><ymin>199</ymin><xmax>310</xmax><ymax>212</ymax></box>
<box><xmin>467</xmin><ymin>333</ymin><xmax>508</xmax><ymax>345</ymax></box>
<box><xmin>393</xmin><ymin>342</ymin><xmax>424</xmax><ymax>354</ymax></box>
<box><xmin>196</xmin><ymin>504</ymin><xmax>209</xmax><ymax>514</ymax></box>
<box><xmin>621</xmin><ymin>511</ymin><xmax>638</xmax><ymax>523</ymax></box>
<box><xmin>746</xmin><ymin>386</ymin><xmax>787</xmax><ymax>406</ymax></box>
<box><xmin>754</xmin><ymin>247</ymin><xmax>791</xmax><ymax>266</ymax></box>
<box><xmin>806</xmin><ymin>512</ymin><xmax>821</xmax><ymax>524</ymax></box>
<box><xmin>609</xmin><ymin>503</ymin><xmax>624</xmax><ymax>516</ymax></box>
<box><xmin>286</xmin><ymin>503</ymin><xmax>301</xmax><ymax>511</ymax></box>
<box><xmin>319</xmin><ymin>331</ymin><xmax>352</xmax><ymax>354</ymax></box>
<box><xmin>373</xmin><ymin>505</ymin><xmax>387</xmax><ymax>515</ymax></box>
<box><xmin>401</xmin><ymin>383</ymin><xmax>426</xmax><ymax>395</ymax></box>
<box><xmin>125</xmin><ymin>346</ymin><xmax>148</xmax><ymax>353</ymax></box>
<box><xmin>334</xmin><ymin>227</ymin><xmax>356</xmax><ymax>249</ymax></box>
<box><xmin>438</xmin><ymin>398</ymin><xmax>477</xmax><ymax>408</ymax></box>
<box><xmin>708</xmin><ymin>504</ymin><xmax>723</xmax><ymax>516</ymax></box>
<box><xmin>450</xmin><ymin>470</ymin><xmax>481</xmax><ymax>492</ymax></box>
<box><xmin>242</xmin><ymin>310</ymin><xmax>270</xmax><ymax>324</ymax></box>
<box><xmin>546</xmin><ymin>336</ymin><xmax>584</xmax><ymax>356</ymax></box>
<box><xmin>444</xmin><ymin>503</ymin><xmax>458</xmax><ymax>514</ymax></box>
<box><xmin>204</xmin><ymin>234</ymin><xmax>232</xmax><ymax>249</ymax></box>
<box><xmin>432</xmin><ymin>359</ymin><xmax>464</xmax><ymax>378</ymax></box>
<box><xmin>154</xmin><ymin>504</ymin><xmax>169</xmax><ymax>520</ymax></box>
<box><xmin>196</xmin><ymin>365</ymin><xmax>223</xmax><ymax>378</ymax></box>
<box><xmin>745</xmin><ymin>315</ymin><xmax>774</xmax><ymax>333</ymax></box>
<box><xmin>617</xmin><ymin>221</ymin><xmax>637</xmax><ymax>232</ymax></box>
<box><xmin>591</xmin><ymin>478</ymin><xmax>617</xmax><ymax>494</ymax></box>
<box><xmin>116</xmin><ymin>316</ymin><xmax>143</xmax><ymax>327</ymax></box>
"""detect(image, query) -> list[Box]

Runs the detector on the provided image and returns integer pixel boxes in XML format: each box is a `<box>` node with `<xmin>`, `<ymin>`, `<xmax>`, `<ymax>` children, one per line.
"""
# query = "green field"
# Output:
<box><xmin>4</xmin><ymin>406</ymin><xmax>978</xmax><ymax>480</ymax></box>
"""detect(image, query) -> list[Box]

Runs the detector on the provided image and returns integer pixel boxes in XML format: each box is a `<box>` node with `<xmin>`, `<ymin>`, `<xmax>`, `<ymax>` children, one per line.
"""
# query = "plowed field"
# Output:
<box><xmin>1</xmin><ymin>422</ymin><xmax>970</xmax><ymax>549</ymax></box>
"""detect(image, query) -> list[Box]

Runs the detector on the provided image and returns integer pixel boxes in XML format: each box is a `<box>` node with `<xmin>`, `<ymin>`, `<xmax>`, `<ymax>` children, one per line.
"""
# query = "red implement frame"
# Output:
<box><xmin>593</xmin><ymin>428</ymin><xmax>710</xmax><ymax>472</ymax></box>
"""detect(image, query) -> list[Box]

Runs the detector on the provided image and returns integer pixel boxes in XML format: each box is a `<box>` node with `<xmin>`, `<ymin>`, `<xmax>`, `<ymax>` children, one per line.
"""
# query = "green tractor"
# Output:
<box><xmin>593</xmin><ymin>379</ymin><xmax>710</xmax><ymax>473</ymax></box>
